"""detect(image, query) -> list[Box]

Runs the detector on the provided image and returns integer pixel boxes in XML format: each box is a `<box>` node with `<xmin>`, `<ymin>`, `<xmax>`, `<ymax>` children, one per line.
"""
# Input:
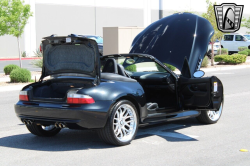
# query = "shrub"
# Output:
<box><xmin>32</xmin><ymin>58</ymin><xmax>43</xmax><ymax>68</ymax></box>
<box><xmin>165</xmin><ymin>63</ymin><xmax>176</xmax><ymax>71</ymax></box>
<box><xmin>156</xmin><ymin>63</ymin><xmax>176</xmax><ymax>71</ymax></box>
<box><xmin>217</xmin><ymin>48</ymin><xmax>228</xmax><ymax>55</ymax></box>
<box><xmin>10</xmin><ymin>68</ymin><xmax>31</xmax><ymax>83</ymax></box>
<box><xmin>224</xmin><ymin>54</ymin><xmax>246</xmax><ymax>64</ymax></box>
<box><xmin>33</xmin><ymin>48</ymin><xmax>43</xmax><ymax>57</ymax></box>
<box><xmin>119</xmin><ymin>62</ymin><xmax>137</xmax><ymax>72</ymax></box>
<box><xmin>238</xmin><ymin>50</ymin><xmax>248</xmax><ymax>56</ymax></box>
<box><xmin>238</xmin><ymin>46</ymin><xmax>248</xmax><ymax>51</ymax></box>
<box><xmin>125</xmin><ymin>64</ymin><xmax>137</xmax><ymax>72</ymax></box>
<box><xmin>201</xmin><ymin>56</ymin><xmax>209</xmax><ymax>67</ymax></box>
<box><xmin>3</xmin><ymin>64</ymin><xmax>20</xmax><ymax>75</ymax></box>
<box><xmin>21</xmin><ymin>51</ymin><xmax>27</xmax><ymax>57</ymax></box>
<box><xmin>214</xmin><ymin>55</ymin><xmax>228</xmax><ymax>63</ymax></box>
<box><xmin>214</xmin><ymin>54</ymin><xmax>246</xmax><ymax>64</ymax></box>
<box><xmin>245</xmin><ymin>49</ymin><xmax>250</xmax><ymax>56</ymax></box>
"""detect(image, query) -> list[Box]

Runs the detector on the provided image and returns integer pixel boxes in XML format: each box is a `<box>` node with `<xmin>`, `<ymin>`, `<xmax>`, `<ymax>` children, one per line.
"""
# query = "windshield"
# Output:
<box><xmin>85</xmin><ymin>35</ymin><xmax>103</xmax><ymax>44</ymax></box>
<box><xmin>244</xmin><ymin>35</ymin><xmax>250</xmax><ymax>40</ymax></box>
<box><xmin>119</xmin><ymin>57</ymin><xmax>171</xmax><ymax>73</ymax></box>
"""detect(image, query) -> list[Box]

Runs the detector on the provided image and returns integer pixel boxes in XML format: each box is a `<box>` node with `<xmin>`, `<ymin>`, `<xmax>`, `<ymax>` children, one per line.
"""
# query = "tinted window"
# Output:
<box><xmin>235</xmin><ymin>35</ymin><xmax>245</xmax><ymax>41</ymax></box>
<box><xmin>224</xmin><ymin>35</ymin><xmax>233</xmax><ymax>41</ymax></box>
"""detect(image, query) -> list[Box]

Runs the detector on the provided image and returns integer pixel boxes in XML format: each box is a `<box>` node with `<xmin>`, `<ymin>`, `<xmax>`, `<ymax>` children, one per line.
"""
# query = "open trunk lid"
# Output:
<box><xmin>40</xmin><ymin>35</ymin><xmax>100</xmax><ymax>82</ymax></box>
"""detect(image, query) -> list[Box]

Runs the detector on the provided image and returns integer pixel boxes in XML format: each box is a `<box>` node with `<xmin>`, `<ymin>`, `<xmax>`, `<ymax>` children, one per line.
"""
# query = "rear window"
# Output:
<box><xmin>224</xmin><ymin>35</ymin><xmax>233</xmax><ymax>41</ymax></box>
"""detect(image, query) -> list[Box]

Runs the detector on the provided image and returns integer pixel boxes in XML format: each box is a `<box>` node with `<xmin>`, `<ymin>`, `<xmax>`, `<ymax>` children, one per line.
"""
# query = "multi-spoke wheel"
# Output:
<box><xmin>113</xmin><ymin>104</ymin><xmax>137</xmax><ymax>142</ymax></box>
<box><xmin>26</xmin><ymin>123</ymin><xmax>61</xmax><ymax>137</ymax></box>
<box><xmin>98</xmin><ymin>100</ymin><xmax>138</xmax><ymax>146</ymax></box>
<box><xmin>196</xmin><ymin>103</ymin><xmax>223</xmax><ymax>124</ymax></box>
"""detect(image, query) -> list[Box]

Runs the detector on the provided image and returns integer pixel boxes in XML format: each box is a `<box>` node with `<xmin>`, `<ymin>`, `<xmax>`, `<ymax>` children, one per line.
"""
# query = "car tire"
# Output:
<box><xmin>196</xmin><ymin>103</ymin><xmax>223</xmax><ymax>124</ymax></box>
<box><xmin>26</xmin><ymin>123</ymin><xmax>61</xmax><ymax>137</ymax></box>
<box><xmin>98</xmin><ymin>100</ymin><xmax>139</xmax><ymax>146</ymax></box>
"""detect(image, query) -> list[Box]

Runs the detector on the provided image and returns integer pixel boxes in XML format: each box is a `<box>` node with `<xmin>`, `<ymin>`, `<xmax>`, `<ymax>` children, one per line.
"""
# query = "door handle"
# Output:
<box><xmin>191</xmin><ymin>85</ymin><xmax>198</xmax><ymax>91</ymax></box>
<box><xmin>211</xmin><ymin>91</ymin><xmax>219</xmax><ymax>97</ymax></box>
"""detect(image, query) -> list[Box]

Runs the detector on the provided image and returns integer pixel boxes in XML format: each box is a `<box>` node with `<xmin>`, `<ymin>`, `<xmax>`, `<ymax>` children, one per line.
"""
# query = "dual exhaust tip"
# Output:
<box><xmin>55</xmin><ymin>122</ymin><xmax>66</xmax><ymax>128</ymax></box>
<box><xmin>23</xmin><ymin>120</ymin><xmax>66</xmax><ymax>129</ymax></box>
<box><xmin>23</xmin><ymin>120</ymin><xmax>33</xmax><ymax>125</ymax></box>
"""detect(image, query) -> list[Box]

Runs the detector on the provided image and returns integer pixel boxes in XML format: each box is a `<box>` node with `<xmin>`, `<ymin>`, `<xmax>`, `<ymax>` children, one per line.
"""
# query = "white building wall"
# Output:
<box><xmin>1</xmin><ymin>0</ymin><xmax>250</xmax><ymax>58</ymax></box>
<box><xmin>24</xmin><ymin>0</ymin><xmax>36</xmax><ymax>57</ymax></box>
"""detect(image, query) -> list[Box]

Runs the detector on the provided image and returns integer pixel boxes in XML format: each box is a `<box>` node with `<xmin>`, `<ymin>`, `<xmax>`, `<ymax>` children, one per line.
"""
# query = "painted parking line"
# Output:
<box><xmin>212</xmin><ymin>73</ymin><xmax>234</xmax><ymax>74</ymax></box>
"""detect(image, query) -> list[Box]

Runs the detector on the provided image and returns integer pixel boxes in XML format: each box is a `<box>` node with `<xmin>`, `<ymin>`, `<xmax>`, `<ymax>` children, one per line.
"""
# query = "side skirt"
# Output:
<box><xmin>140</xmin><ymin>110</ymin><xmax>200</xmax><ymax>125</ymax></box>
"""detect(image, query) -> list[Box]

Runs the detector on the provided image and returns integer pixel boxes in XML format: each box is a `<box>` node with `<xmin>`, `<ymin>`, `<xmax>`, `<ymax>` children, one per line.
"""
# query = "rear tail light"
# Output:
<box><xmin>39</xmin><ymin>44</ymin><xmax>42</xmax><ymax>53</ymax></box>
<box><xmin>19</xmin><ymin>91</ymin><xmax>29</xmax><ymax>101</ymax></box>
<box><xmin>67</xmin><ymin>93</ymin><xmax>95</xmax><ymax>104</ymax></box>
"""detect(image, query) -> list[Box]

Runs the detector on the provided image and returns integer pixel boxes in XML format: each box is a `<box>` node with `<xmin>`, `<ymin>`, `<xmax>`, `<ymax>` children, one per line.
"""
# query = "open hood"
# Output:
<box><xmin>129</xmin><ymin>13</ymin><xmax>214</xmax><ymax>76</ymax></box>
<box><xmin>40</xmin><ymin>36</ymin><xmax>100</xmax><ymax>81</ymax></box>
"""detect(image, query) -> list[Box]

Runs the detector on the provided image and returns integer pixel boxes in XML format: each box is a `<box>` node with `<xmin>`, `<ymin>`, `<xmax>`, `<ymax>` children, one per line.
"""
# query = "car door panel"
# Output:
<box><xmin>210</xmin><ymin>76</ymin><xmax>223</xmax><ymax>110</ymax></box>
<box><xmin>221</xmin><ymin>35</ymin><xmax>234</xmax><ymax>51</ymax></box>
<box><xmin>179</xmin><ymin>76</ymin><xmax>210</xmax><ymax>107</ymax></box>
<box><xmin>179</xmin><ymin>76</ymin><xmax>223</xmax><ymax>110</ymax></box>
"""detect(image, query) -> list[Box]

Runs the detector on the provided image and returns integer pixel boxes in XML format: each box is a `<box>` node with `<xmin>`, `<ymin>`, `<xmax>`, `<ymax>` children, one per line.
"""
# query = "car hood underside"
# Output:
<box><xmin>129</xmin><ymin>13</ymin><xmax>214</xmax><ymax>75</ymax></box>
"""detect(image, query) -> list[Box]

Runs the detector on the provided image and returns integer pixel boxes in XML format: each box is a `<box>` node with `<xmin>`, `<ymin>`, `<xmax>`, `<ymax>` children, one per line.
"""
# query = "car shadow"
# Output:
<box><xmin>136</xmin><ymin>118</ymin><xmax>200</xmax><ymax>142</ymax></box>
<box><xmin>0</xmin><ymin>118</ymin><xmax>202</xmax><ymax>151</ymax></box>
<box><xmin>0</xmin><ymin>129</ymin><xmax>112</xmax><ymax>151</ymax></box>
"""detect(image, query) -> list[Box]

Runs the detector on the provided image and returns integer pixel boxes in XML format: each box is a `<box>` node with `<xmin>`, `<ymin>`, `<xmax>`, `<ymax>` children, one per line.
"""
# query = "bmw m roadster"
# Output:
<box><xmin>15</xmin><ymin>13</ymin><xmax>223</xmax><ymax>146</ymax></box>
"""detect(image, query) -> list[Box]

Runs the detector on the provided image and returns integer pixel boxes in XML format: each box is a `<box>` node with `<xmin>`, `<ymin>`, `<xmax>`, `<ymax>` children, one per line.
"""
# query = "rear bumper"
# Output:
<box><xmin>15</xmin><ymin>100</ymin><xmax>113</xmax><ymax>129</ymax></box>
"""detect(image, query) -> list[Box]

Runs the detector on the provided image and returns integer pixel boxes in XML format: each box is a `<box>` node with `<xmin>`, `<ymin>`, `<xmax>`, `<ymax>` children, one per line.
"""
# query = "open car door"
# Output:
<box><xmin>179</xmin><ymin>76</ymin><xmax>223</xmax><ymax>110</ymax></box>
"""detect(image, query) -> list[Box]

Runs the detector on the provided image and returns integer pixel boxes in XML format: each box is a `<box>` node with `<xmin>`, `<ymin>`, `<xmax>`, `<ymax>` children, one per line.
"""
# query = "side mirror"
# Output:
<box><xmin>193</xmin><ymin>70</ymin><xmax>205</xmax><ymax>78</ymax></box>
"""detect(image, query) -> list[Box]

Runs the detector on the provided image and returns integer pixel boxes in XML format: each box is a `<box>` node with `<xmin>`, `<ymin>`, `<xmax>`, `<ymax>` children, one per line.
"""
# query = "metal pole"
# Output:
<box><xmin>94</xmin><ymin>0</ymin><xmax>96</xmax><ymax>35</ymax></box>
<box><xmin>159</xmin><ymin>0</ymin><xmax>163</xmax><ymax>19</ymax></box>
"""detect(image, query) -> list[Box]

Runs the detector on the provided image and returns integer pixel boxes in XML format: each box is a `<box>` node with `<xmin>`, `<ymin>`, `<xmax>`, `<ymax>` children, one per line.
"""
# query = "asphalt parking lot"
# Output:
<box><xmin>0</xmin><ymin>68</ymin><xmax>250</xmax><ymax>166</ymax></box>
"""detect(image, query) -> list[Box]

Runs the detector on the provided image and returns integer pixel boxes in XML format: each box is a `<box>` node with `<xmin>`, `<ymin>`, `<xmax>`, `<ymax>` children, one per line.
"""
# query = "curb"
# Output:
<box><xmin>202</xmin><ymin>65</ymin><xmax>250</xmax><ymax>72</ymax></box>
<box><xmin>0</xmin><ymin>57</ymin><xmax>42</xmax><ymax>61</ymax></box>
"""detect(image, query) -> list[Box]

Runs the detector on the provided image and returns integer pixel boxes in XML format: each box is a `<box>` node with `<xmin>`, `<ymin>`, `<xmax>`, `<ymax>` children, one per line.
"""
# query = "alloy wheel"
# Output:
<box><xmin>207</xmin><ymin>103</ymin><xmax>223</xmax><ymax>121</ymax></box>
<box><xmin>113</xmin><ymin>104</ymin><xmax>137</xmax><ymax>142</ymax></box>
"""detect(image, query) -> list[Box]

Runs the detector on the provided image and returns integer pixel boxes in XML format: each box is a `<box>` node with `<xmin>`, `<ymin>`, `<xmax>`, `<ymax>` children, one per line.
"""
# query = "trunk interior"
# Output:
<box><xmin>31</xmin><ymin>79</ymin><xmax>94</xmax><ymax>100</ymax></box>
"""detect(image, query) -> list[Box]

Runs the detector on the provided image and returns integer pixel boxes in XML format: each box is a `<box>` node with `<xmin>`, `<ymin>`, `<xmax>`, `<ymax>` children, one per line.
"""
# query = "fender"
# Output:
<box><xmin>79</xmin><ymin>80</ymin><xmax>147</xmax><ymax>120</ymax></box>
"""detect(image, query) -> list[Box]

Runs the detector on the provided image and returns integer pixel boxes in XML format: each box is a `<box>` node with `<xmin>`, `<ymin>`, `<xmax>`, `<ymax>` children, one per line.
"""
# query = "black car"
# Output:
<box><xmin>15</xmin><ymin>13</ymin><xmax>224</xmax><ymax>146</ymax></box>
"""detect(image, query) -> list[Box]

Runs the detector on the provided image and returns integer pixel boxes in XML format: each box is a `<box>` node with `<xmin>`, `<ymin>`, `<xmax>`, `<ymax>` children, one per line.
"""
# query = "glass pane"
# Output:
<box><xmin>224</xmin><ymin>35</ymin><xmax>233</xmax><ymax>41</ymax></box>
<box><xmin>235</xmin><ymin>35</ymin><xmax>244</xmax><ymax>41</ymax></box>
